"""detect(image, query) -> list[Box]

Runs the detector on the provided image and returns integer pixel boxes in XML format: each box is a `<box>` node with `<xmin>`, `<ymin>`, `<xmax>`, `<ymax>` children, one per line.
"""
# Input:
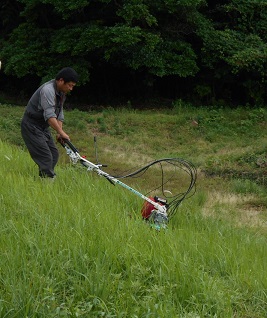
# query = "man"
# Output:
<box><xmin>21</xmin><ymin>67</ymin><xmax>79</xmax><ymax>178</ymax></box>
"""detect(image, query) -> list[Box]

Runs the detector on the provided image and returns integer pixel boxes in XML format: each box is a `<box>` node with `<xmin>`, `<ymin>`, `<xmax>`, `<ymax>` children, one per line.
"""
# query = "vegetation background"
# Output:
<box><xmin>0</xmin><ymin>0</ymin><xmax>267</xmax><ymax>316</ymax></box>
<box><xmin>0</xmin><ymin>0</ymin><xmax>266</xmax><ymax>106</ymax></box>
<box><xmin>0</xmin><ymin>103</ymin><xmax>267</xmax><ymax>317</ymax></box>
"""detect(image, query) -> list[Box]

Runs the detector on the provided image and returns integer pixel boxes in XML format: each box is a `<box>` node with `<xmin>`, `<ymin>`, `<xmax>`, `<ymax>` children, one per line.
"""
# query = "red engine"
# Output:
<box><xmin>141</xmin><ymin>196</ymin><xmax>167</xmax><ymax>220</ymax></box>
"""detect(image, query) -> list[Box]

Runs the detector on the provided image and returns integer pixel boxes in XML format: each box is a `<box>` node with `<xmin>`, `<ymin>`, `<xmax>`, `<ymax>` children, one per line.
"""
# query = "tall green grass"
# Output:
<box><xmin>1</xmin><ymin>140</ymin><xmax>266</xmax><ymax>317</ymax></box>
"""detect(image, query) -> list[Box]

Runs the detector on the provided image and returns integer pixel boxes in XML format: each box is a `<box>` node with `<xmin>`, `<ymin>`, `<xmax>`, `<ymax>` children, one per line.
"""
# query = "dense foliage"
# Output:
<box><xmin>0</xmin><ymin>0</ymin><xmax>266</xmax><ymax>105</ymax></box>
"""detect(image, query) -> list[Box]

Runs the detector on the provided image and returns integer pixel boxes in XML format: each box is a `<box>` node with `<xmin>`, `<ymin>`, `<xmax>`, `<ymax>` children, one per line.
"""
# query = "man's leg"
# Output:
<box><xmin>46</xmin><ymin>133</ymin><xmax>59</xmax><ymax>171</ymax></box>
<box><xmin>21</xmin><ymin>121</ymin><xmax>57</xmax><ymax>178</ymax></box>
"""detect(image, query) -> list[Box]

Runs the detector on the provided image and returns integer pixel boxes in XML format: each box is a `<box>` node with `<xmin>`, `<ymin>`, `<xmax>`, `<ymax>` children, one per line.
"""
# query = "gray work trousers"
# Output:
<box><xmin>21</xmin><ymin>115</ymin><xmax>59</xmax><ymax>178</ymax></box>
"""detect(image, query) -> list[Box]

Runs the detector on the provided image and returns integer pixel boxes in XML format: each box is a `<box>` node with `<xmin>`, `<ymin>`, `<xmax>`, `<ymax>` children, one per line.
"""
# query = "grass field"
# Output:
<box><xmin>0</xmin><ymin>103</ymin><xmax>267</xmax><ymax>317</ymax></box>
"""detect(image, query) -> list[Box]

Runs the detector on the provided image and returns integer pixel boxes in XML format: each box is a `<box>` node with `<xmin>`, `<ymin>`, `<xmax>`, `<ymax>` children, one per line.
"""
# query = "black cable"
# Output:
<box><xmin>111</xmin><ymin>158</ymin><xmax>197</xmax><ymax>219</ymax></box>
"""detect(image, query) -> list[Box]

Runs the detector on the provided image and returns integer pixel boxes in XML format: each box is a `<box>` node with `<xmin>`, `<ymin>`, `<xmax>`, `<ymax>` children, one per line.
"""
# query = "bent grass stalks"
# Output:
<box><xmin>1</xmin><ymin>104</ymin><xmax>267</xmax><ymax>317</ymax></box>
<box><xmin>0</xmin><ymin>140</ymin><xmax>267</xmax><ymax>317</ymax></box>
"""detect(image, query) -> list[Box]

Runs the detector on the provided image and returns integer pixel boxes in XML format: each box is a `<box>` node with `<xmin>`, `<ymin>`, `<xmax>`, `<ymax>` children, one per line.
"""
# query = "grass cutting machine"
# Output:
<box><xmin>60</xmin><ymin>139</ymin><xmax>197</xmax><ymax>230</ymax></box>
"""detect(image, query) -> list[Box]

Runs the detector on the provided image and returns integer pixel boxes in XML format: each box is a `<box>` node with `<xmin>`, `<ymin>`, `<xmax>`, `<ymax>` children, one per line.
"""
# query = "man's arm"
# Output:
<box><xmin>47</xmin><ymin>117</ymin><xmax>70</xmax><ymax>140</ymax></box>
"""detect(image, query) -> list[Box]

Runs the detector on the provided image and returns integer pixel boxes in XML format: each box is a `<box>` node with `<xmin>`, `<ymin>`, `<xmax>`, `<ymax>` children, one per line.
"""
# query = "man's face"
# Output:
<box><xmin>57</xmin><ymin>79</ymin><xmax>76</xmax><ymax>94</ymax></box>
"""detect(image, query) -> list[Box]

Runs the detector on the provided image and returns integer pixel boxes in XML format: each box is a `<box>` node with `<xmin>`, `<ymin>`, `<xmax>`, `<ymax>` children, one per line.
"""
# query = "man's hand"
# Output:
<box><xmin>58</xmin><ymin>131</ymin><xmax>70</xmax><ymax>141</ymax></box>
<box><xmin>56</xmin><ymin>134</ymin><xmax>65</xmax><ymax>144</ymax></box>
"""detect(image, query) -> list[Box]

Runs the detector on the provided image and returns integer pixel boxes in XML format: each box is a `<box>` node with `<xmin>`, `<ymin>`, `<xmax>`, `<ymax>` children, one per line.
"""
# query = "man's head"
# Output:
<box><xmin>55</xmin><ymin>67</ymin><xmax>79</xmax><ymax>94</ymax></box>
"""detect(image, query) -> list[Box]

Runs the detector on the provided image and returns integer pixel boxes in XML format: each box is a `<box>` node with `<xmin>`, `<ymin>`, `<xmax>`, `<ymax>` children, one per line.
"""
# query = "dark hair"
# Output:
<box><xmin>55</xmin><ymin>67</ymin><xmax>79</xmax><ymax>83</ymax></box>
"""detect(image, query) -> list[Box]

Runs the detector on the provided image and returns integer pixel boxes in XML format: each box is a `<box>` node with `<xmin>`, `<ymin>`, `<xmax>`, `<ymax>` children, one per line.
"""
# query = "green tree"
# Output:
<box><xmin>0</xmin><ymin>0</ymin><xmax>23</xmax><ymax>37</ymax></box>
<box><xmin>196</xmin><ymin>0</ymin><xmax>267</xmax><ymax>105</ymax></box>
<box><xmin>0</xmin><ymin>0</ymin><xmax>203</xmax><ymax>83</ymax></box>
<box><xmin>0</xmin><ymin>0</ymin><xmax>266</xmax><ymax>105</ymax></box>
